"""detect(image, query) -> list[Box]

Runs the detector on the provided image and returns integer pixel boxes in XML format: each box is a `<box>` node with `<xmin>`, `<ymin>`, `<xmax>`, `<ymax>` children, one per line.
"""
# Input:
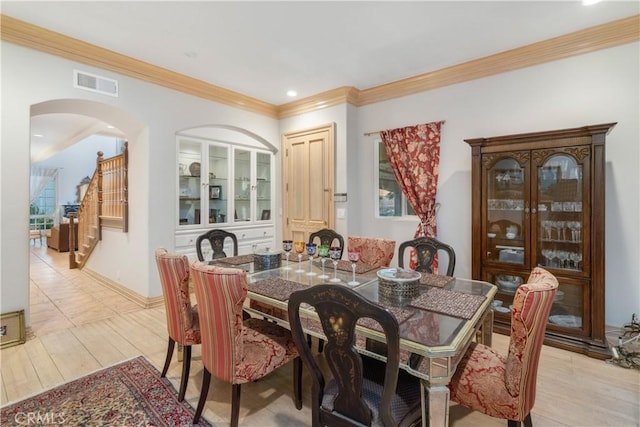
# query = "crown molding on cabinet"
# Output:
<box><xmin>2</xmin><ymin>14</ymin><xmax>638</xmax><ymax>119</ymax></box>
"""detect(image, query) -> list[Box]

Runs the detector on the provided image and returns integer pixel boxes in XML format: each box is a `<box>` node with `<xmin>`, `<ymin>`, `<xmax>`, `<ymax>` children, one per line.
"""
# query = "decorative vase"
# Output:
<box><xmin>189</xmin><ymin>162</ymin><xmax>201</xmax><ymax>177</ymax></box>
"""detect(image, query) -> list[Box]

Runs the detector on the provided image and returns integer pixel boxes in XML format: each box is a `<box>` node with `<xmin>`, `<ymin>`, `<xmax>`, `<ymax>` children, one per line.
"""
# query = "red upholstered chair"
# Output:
<box><xmin>190</xmin><ymin>261</ymin><xmax>302</xmax><ymax>426</ymax></box>
<box><xmin>448</xmin><ymin>267</ymin><xmax>559</xmax><ymax>427</ymax></box>
<box><xmin>154</xmin><ymin>248</ymin><xmax>201</xmax><ymax>402</ymax></box>
<box><xmin>347</xmin><ymin>236</ymin><xmax>396</xmax><ymax>268</ymax></box>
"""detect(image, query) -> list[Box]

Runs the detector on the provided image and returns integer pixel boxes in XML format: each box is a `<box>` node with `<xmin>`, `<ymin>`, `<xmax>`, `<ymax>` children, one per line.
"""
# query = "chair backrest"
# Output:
<box><xmin>398</xmin><ymin>236</ymin><xmax>456</xmax><ymax>276</ymax></box>
<box><xmin>347</xmin><ymin>236</ymin><xmax>396</xmax><ymax>267</ymax></box>
<box><xmin>288</xmin><ymin>284</ymin><xmax>401</xmax><ymax>427</ymax></box>
<box><xmin>189</xmin><ymin>261</ymin><xmax>247</xmax><ymax>383</ymax></box>
<box><xmin>154</xmin><ymin>248</ymin><xmax>196</xmax><ymax>343</ymax></box>
<box><xmin>309</xmin><ymin>228</ymin><xmax>345</xmax><ymax>259</ymax></box>
<box><xmin>195</xmin><ymin>229</ymin><xmax>238</xmax><ymax>261</ymax></box>
<box><xmin>505</xmin><ymin>267</ymin><xmax>558</xmax><ymax>416</ymax></box>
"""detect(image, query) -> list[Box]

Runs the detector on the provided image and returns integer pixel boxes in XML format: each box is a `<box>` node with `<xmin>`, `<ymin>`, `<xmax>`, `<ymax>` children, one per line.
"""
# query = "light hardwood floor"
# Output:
<box><xmin>1</xmin><ymin>243</ymin><xmax>638</xmax><ymax>426</ymax></box>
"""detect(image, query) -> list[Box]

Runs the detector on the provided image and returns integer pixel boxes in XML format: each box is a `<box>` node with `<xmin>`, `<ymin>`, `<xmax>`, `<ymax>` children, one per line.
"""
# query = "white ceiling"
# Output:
<box><xmin>3</xmin><ymin>1</ymin><xmax>638</xmax><ymax>161</ymax></box>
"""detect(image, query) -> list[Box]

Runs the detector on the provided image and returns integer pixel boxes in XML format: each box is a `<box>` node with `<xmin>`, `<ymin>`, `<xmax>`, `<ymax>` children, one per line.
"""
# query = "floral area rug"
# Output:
<box><xmin>1</xmin><ymin>356</ymin><xmax>211</xmax><ymax>426</ymax></box>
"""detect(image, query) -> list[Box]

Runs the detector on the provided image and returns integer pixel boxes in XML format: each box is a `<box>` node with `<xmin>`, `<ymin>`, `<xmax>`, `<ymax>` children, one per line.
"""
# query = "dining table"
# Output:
<box><xmin>210</xmin><ymin>254</ymin><xmax>497</xmax><ymax>427</ymax></box>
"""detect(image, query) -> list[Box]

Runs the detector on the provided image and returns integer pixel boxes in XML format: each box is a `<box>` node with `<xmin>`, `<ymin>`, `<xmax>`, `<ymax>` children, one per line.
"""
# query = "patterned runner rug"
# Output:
<box><xmin>0</xmin><ymin>356</ymin><xmax>211</xmax><ymax>426</ymax></box>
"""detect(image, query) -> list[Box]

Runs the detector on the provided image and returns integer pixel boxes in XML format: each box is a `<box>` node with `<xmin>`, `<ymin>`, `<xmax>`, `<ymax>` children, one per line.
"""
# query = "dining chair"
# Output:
<box><xmin>190</xmin><ymin>261</ymin><xmax>302</xmax><ymax>426</ymax></box>
<box><xmin>288</xmin><ymin>284</ymin><xmax>422</xmax><ymax>427</ymax></box>
<box><xmin>347</xmin><ymin>236</ymin><xmax>396</xmax><ymax>268</ymax></box>
<box><xmin>448</xmin><ymin>267</ymin><xmax>559</xmax><ymax>427</ymax></box>
<box><xmin>195</xmin><ymin>229</ymin><xmax>238</xmax><ymax>261</ymax></box>
<box><xmin>154</xmin><ymin>248</ymin><xmax>201</xmax><ymax>402</ymax></box>
<box><xmin>398</xmin><ymin>236</ymin><xmax>456</xmax><ymax>276</ymax></box>
<box><xmin>309</xmin><ymin>228</ymin><xmax>345</xmax><ymax>259</ymax></box>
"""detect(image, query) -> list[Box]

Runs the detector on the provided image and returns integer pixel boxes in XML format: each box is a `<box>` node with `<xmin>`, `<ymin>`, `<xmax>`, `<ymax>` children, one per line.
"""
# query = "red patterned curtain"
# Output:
<box><xmin>380</xmin><ymin>121</ymin><xmax>442</xmax><ymax>269</ymax></box>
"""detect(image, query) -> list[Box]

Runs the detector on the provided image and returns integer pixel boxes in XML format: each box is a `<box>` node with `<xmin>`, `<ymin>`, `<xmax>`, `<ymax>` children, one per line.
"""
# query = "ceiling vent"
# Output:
<box><xmin>73</xmin><ymin>70</ymin><xmax>118</xmax><ymax>97</ymax></box>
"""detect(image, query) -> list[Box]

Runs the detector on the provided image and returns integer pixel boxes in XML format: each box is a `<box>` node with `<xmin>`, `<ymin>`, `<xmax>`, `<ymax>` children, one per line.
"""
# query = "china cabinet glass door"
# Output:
<box><xmin>533</xmin><ymin>150</ymin><xmax>588</xmax><ymax>330</ymax></box>
<box><xmin>484</xmin><ymin>154</ymin><xmax>529</xmax><ymax>267</ymax></box>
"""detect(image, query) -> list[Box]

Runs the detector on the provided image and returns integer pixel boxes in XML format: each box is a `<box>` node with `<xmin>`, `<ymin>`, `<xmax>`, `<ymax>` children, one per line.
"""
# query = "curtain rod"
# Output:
<box><xmin>363</xmin><ymin>120</ymin><xmax>446</xmax><ymax>136</ymax></box>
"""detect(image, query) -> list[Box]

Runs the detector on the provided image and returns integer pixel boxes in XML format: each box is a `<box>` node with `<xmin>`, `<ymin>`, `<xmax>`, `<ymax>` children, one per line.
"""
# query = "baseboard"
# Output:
<box><xmin>82</xmin><ymin>268</ymin><xmax>164</xmax><ymax>309</ymax></box>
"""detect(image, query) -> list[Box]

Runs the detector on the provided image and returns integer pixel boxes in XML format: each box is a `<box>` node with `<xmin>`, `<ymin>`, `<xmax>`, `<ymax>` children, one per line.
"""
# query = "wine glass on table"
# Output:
<box><xmin>329</xmin><ymin>246</ymin><xmax>342</xmax><ymax>282</ymax></box>
<box><xmin>317</xmin><ymin>244</ymin><xmax>330</xmax><ymax>279</ymax></box>
<box><xmin>282</xmin><ymin>240</ymin><xmax>293</xmax><ymax>270</ymax></box>
<box><xmin>306</xmin><ymin>243</ymin><xmax>317</xmax><ymax>276</ymax></box>
<box><xmin>294</xmin><ymin>241</ymin><xmax>306</xmax><ymax>273</ymax></box>
<box><xmin>347</xmin><ymin>249</ymin><xmax>360</xmax><ymax>286</ymax></box>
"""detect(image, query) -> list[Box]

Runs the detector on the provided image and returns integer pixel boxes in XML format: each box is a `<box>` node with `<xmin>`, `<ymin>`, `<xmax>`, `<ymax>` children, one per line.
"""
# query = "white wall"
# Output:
<box><xmin>356</xmin><ymin>42</ymin><xmax>639</xmax><ymax>328</ymax></box>
<box><xmin>34</xmin><ymin>134</ymin><xmax>119</xmax><ymax>208</ymax></box>
<box><xmin>1</xmin><ymin>42</ymin><xmax>279</xmax><ymax>322</ymax></box>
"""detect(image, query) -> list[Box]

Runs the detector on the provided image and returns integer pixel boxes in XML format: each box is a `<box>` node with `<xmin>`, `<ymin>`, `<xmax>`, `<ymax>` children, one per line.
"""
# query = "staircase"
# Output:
<box><xmin>69</xmin><ymin>143</ymin><xmax>128</xmax><ymax>269</ymax></box>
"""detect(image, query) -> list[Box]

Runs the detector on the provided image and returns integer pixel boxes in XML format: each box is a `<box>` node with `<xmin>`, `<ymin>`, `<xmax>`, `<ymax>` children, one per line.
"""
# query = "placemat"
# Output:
<box><xmin>334</xmin><ymin>260</ymin><xmax>379</xmax><ymax>274</ymax></box>
<box><xmin>410</xmin><ymin>287</ymin><xmax>486</xmax><ymax>320</ymax></box>
<box><xmin>217</xmin><ymin>254</ymin><xmax>255</xmax><ymax>265</ymax></box>
<box><xmin>357</xmin><ymin>306</ymin><xmax>414</xmax><ymax>332</ymax></box>
<box><xmin>282</xmin><ymin>252</ymin><xmax>309</xmax><ymax>261</ymax></box>
<box><xmin>420</xmin><ymin>273</ymin><xmax>455</xmax><ymax>288</ymax></box>
<box><xmin>248</xmin><ymin>277</ymin><xmax>309</xmax><ymax>301</ymax></box>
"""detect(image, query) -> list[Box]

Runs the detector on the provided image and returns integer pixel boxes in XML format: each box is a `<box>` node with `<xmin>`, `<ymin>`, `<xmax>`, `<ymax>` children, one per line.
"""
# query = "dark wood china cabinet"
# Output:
<box><xmin>466</xmin><ymin>123</ymin><xmax>616</xmax><ymax>359</ymax></box>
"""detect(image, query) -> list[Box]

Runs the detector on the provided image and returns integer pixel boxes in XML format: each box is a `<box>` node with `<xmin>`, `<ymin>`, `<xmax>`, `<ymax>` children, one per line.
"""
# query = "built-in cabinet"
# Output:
<box><xmin>176</xmin><ymin>134</ymin><xmax>276</xmax><ymax>258</ymax></box>
<box><xmin>466</xmin><ymin>123</ymin><xmax>615</xmax><ymax>359</ymax></box>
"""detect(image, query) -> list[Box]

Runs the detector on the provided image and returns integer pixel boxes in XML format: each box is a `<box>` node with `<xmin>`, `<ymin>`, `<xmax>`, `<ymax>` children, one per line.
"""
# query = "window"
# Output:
<box><xmin>30</xmin><ymin>178</ymin><xmax>57</xmax><ymax>230</ymax></box>
<box><xmin>375</xmin><ymin>140</ymin><xmax>415</xmax><ymax>218</ymax></box>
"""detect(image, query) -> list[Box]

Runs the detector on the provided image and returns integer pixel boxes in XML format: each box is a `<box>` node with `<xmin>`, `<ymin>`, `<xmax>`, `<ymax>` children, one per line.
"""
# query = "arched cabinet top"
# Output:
<box><xmin>176</xmin><ymin>124</ymin><xmax>278</xmax><ymax>154</ymax></box>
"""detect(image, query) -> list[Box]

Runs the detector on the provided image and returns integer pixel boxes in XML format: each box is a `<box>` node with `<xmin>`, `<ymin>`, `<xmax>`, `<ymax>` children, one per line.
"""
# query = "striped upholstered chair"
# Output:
<box><xmin>448</xmin><ymin>267</ymin><xmax>559</xmax><ymax>427</ymax></box>
<box><xmin>154</xmin><ymin>248</ymin><xmax>201</xmax><ymax>402</ymax></box>
<box><xmin>190</xmin><ymin>261</ymin><xmax>302</xmax><ymax>426</ymax></box>
<box><xmin>347</xmin><ymin>236</ymin><xmax>396</xmax><ymax>268</ymax></box>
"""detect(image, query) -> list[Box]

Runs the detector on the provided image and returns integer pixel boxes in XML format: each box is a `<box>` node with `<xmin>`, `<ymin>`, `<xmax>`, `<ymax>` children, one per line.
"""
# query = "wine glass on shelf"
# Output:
<box><xmin>317</xmin><ymin>244</ymin><xmax>330</xmax><ymax>279</ymax></box>
<box><xmin>347</xmin><ymin>250</ymin><xmax>360</xmax><ymax>286</ymax></box>
<box><xmin>329</xmin><ymin>246</ymin><xmax>342</xmax><ymax>282</ymax></box>
<box><xmin>282</xmin><ymin>240</ymin><xmax>293</xmax><ymax>270</ymax></box>
<box><xmin>306</xmin><ymin>243</ymin><xmax>317</xmax><ymax>276</ymax></box>
<box><xmin>294</xmin><ymin>241</ymin><xmax>306</xmax><ymax>273</ymax></box>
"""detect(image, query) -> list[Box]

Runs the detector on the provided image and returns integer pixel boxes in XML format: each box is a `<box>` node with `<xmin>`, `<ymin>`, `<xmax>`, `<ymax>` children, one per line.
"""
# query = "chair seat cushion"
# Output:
<box><xmin>322</xmin><ymin>355</ymin><xmax>422</xmax><ymax>427</ymax></box>
<box><xmin>237</xmin><ymin>318</ymin><xmax>298</xmax><ymax>383</ymax></box>
<box><xmin>449</xmin><ymin>341</ymin><xmax>521</xmax><ymax>421</ymax></box>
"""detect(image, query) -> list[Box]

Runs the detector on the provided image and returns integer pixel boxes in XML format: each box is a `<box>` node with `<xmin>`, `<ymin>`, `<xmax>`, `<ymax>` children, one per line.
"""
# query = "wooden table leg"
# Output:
<box><xmin>421</xmin><ymin>380</ymin><xmax>450</xmax><ymax>427</ymax></box>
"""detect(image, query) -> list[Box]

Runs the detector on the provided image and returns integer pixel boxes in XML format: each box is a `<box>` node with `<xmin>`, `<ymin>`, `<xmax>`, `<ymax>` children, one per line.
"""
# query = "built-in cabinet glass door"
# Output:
<box><xmin>234</xmin><ymin>149</ymin><xmax>251</xmax><ymax>222</ymax></box>
<box><xmin>484</xmin><ymin>154</ymin><xmax>528</xmax><ymax>267</ymax></box>
<box><xmin>208</xmin><ymin>145</ymin><xmax>229</xmax><ymax>224</ymax></box>
<box><xmin>178</xmin><ymin>140</ymin><xmax>204</xmax><ymax>226</ymax></box>
<box><xmin>255</xmin><ymin>152</ymin><xmax>272</xmax><ymax>222</ymax></box>
<box><xmin>178</xmin><ymin>138</ymin><xmax>229</xmax><ymax>226</ymax></box>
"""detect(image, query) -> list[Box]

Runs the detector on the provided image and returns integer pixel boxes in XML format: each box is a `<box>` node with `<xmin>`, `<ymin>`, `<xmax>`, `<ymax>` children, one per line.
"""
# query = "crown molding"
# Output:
<box><xmin>356</xmin><ymin>15</ymin><xmax>640</xmax><ymax>106</ymax></box>
<box><xmin>0</xmin><ymin>15</ymin><xmax>279</xmax><ymax>118</ymax></box>
<box><xmin>2</xmin><ymin>14</ymin><xmax>638</xmax><ymax>119</ymax></box>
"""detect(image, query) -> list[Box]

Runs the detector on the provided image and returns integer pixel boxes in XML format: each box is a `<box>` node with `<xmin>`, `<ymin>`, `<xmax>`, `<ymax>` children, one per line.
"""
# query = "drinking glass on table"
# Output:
<box><xmin>294</xmin><ymin>241</ymin><xmax>306</xmax><ymax>273</ymax></box>
<box><xmin>317</xmin><ymin>244</ymin><xmax>330</xmax><ymax>279</ymax></box>
<box><xmin>329</xmin><ymin>246</ymin><xmax>342</xmax><ymax>282</ymax></box>
<box><xmin>306</xmin><ymin>243</ymin><xmax>317</xmax><ymax>276</ymax></box>
<box><xmin>347</xmin><ymin>250</ymin><xmax>360</xmax><ymax>286</ymax></box>
<box><xmin>282</xmin><ymin>240</ymin><xmax>293</xmax><ymax>270</ymax></box>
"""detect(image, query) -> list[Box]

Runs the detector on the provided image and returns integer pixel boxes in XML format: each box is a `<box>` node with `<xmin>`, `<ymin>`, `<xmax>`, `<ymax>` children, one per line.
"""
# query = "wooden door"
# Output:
<box><xmin>283</xmin><ymin>124</ymin><xmax>335</xmax><ymax>242</ymax></box>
